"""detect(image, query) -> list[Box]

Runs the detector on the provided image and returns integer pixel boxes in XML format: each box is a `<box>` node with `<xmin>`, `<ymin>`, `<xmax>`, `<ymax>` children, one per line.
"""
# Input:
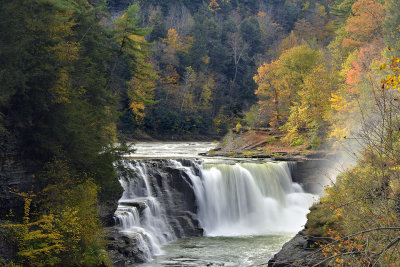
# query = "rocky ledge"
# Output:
<box><xmin>105</xmin><ymin>228</ymin><xmax>146</xmax><ymax>266</ymax></box>
<box><xmin>268</xmin><ymin>230</ymin><xmax>325</xmax><ymax>267</ymax></box>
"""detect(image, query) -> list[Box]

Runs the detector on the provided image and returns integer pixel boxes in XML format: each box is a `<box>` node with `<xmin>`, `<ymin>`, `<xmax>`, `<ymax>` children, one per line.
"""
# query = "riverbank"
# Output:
<box><xmin>123</xmin><ymin>129</ymin><xmax>221</xmax><ymax>143</ymax></box>
<box><xmin>206</xmin><ymin>128</ymin><xmax>335</xmax><ymax>161</ymax></box>
<box><xmin>267</xmin><ymin>230</ymin><xmax>325</xmax><ymax>267</ymax></box>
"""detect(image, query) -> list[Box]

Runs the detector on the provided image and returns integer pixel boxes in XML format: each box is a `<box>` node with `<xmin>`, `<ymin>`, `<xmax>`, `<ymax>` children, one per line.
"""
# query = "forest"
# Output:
<box><xmin>1</xmin><ymin>0</ymin><xmax>400</xmax><ymax>265</ymax></box>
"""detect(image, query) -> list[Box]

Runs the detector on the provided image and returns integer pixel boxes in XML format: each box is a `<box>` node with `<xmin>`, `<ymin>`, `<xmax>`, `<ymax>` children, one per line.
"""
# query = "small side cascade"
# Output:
<box><xmin>113</xmin><ymin>161</ymin><xmax>179</xmax><ymax>261</ymax></box>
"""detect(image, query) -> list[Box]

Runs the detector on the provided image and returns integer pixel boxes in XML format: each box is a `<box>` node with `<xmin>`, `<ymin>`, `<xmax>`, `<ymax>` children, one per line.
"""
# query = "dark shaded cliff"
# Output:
<box><xmin>0</xmin><ymin>134</ymin><xmax>34</xmax><ymax>218</ymax></box>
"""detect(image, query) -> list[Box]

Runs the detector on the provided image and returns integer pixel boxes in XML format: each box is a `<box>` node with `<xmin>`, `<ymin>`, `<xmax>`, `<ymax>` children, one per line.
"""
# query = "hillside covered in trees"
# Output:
<box><xmin>1</xmin><ymin>0</ymin><xmax>400</xmax><ymax>265</ymax></box>
<box><xmin>113</xmin><ymin>0</ymin><xmax>337</xmax><ymax>139</ymax></box>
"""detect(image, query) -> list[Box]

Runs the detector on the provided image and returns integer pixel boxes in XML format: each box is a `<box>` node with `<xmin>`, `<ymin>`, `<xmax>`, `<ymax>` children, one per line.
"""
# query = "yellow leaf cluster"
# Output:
<box><xmin>163</xmin><ymin>29</ymin><xmax>193</xmax><ymax>54</ymax></box>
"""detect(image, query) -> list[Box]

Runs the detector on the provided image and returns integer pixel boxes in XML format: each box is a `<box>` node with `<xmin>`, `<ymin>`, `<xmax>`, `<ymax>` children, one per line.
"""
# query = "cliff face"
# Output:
<box><xmin>268</xmin><ymin>230</ymin><xmax>325</xmax><ymax>267</ymax></box>
<box><xmin>0</xmin><ymin>135</ymin><xmax>34</xmax><ymax>218</ymax></box>
<box><xmin>290</xmin><ymin>158</ymin><xmax>333</xmax><ymax>194</ymax></box>
<box><xmin>0</xmin><ymin>135</ymin><xmax>34</xmax><ymax>261</ymax></box>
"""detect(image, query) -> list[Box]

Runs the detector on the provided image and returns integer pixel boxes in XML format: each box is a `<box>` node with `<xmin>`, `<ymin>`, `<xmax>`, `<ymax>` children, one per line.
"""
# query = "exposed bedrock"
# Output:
<box><xmin>268</xmin><ymin>230</ymin><xmax>325</xmax><ymax>267</ymax></box>
<box><xmin>0</xmin><ymin>135</ymin><xmax>35</xmax><ymax>219</ymax></box>
<box><xmin>290</xmin><ymin>156</ymin><xmax>338</xmax><ymax>195</ymax></box>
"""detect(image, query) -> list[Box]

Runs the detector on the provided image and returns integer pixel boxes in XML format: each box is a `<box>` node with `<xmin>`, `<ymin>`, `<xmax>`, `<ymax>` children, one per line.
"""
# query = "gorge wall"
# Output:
<box><xmin>0</xmin><ymin>135</ymin><xmax>34</xmax><ymax>218</ymax></box>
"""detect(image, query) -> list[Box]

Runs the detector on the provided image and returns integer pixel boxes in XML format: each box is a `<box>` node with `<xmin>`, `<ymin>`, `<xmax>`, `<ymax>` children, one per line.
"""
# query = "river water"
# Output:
<box><xmin>138</xmin><ymin>235</ymin><xmax>293</xmax><ymax>266</ymax></box>
<box><xmin>118</xmin><ymin>142</ymin><xmax>317</xmax><ymax>266</ymax></box>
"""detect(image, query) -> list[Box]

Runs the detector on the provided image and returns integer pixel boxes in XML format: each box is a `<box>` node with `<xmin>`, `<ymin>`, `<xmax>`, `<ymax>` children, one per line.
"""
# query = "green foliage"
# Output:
<box><xmin>305</xmin><ymin>203</ymin><xmax>342</xmax><ymax>237</ymax></box>
<box><xmin>265</xmin><ymin>137</ymin><xmax>278</xmax><ymax>144</ymax></box>
<box><xmin>0</xmin><ymin>0</ymin><xmax>145</xmax><ymax>265</ymax></box>
<box><xmin>310</xmin><ymin>135</ymin><xmax>321</xmax><ymax>150</ymax></box>
<box><xmin>330</xmin><ymin>0</ymin><xmax>355</xmax><ymax>23</ymax></box>
<box><xmin>290</xmin><ymin>135</ymin><xmax>306</xmax><ymax>146</ymax></box>
<box><xmin>114</xmin><ymin>0</ymin><xmax>325</xmax><ymax>138</ymax></box>
<box><xmin>244</xmin><ymin>110</ymin><xmax>256</xmax><ymax>128</ymax></box>
<box><xmin>2</xmin><ymin>159</ymin><xmax>107</xmax><ymax>266</ymax></box>
<box><xmin>384</xmin><ymin>0</ymin><xmax>400</xmax><ymax>50</ymax></box>
<box><xmin>235</xmin><ymin>123</ymin><xmax>242</xmax><ymax>133</ymax></box>
<box><xmin>242</xmin><ymin>151</ymin><xmax>258</xmax><ymax>157</ymax></box>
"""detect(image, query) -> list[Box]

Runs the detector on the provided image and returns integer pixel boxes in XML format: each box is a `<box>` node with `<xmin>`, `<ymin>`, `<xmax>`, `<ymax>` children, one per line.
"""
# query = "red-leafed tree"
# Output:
<box><xmin>342</xmin><ymin>0</ymin><xmax>384</xmax><ymax>48</ymax></box>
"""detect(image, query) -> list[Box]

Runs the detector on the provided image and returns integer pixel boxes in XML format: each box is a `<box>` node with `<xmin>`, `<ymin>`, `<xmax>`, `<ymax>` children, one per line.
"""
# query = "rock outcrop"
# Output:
<box><xmin>290</xmin><ymin>158</ymin><xmax>332</xmax><ymax>194</ymax></box>
<box><xmin>0</xmin><ymin>135</ymin><xmax>34</xmax><ymax>218</ymax></box>
<box><xmin>105</xmin><ymin>228</ymin><xmax>146</xmax><ymax>266</ymax></box>
<box><xmin>98</xmin><ymin>198</ymin><xmax>121</xmax><ymax>227</ymax></box>
<box><xmin>268</xmin><ymin>230</ymin><xmax>325</xmax><ymax>267</ymax></box>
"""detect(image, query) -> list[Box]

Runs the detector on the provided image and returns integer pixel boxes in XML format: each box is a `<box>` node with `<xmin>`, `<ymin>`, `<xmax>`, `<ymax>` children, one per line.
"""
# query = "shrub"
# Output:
<box><xmin>290</xmin><ymin>136</ymin><xmax>305</xmax><ymax>146</ymax></box>
<box><xmin>235</xmin><ymin>123</ymin><xmax>242</xmax><ymax>133</ymax></box>
<box><xmin>265</xmin><ymin>136</ymin><xmax>278</xmax><ymax>144</ymax></box>
<box><xmin>310</xmin><ymin>135</ymin><xmax>321</xmax><ymax>150</ymax></box>
<box><xmin>243</xmin><ymin>151</ymin><xmax>258</xmax><ymax>157</ymax></box>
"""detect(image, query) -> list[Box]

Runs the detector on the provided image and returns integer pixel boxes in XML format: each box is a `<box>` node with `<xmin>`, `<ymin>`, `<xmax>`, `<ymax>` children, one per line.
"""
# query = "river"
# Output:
<box><xmin>115</xmin><ymin>142</ymin><xmax>317</xmax><ymax>266</ymax></box>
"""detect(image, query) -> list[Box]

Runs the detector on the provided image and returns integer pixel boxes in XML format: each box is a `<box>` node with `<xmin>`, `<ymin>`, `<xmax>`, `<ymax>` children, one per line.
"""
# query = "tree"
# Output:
<box><xmin>228</xmin><ymin>32</ymin><xmax>249</xmax><ymax>88</ymax></box>
<box><xmin>279</xmin><ymin>31</ymin><xmax>305</xmax><ymax>54</ymax></box>
<box><xmin>384</xmin><ymin>0</ymin><xmax>400</xmax><ymax>50</ymax></box>
<box><xmin>342</xmin><ymin>0</ymin><xmax>384</xmax><ymax>48</ymax></box>
<box><xmin>163</xmin><ymin>28</ymin><xmax>193</xmax><ymax>54</ymax></box>
<box><xmin>330</xmin><ymin>0</ymin><xmax>355</xmax><ymax>24</ymax></box>
<box><xmin>240</xmin><ymin>17</ymin><xmax>263</xmax><ymax>57</ymax></box>
<box><xmin>254</xmin><ymin>60</ymin><xmax>288</xmax><ymax>127</ymax></box>
<box><xmin>282</xmin><ymin>64</ymin><xmax>337</xmax><ymax>143</ymax></box>
<box><xmin>254</xmin><ymin>45</ymin><xmax>321</xmax><ymax>128</ymax></box>
<box><xmin>180</xmin><ymin>66</ymin><xmax>197</xmax><ymax>112</ymax></box>
<box><xmin>114</xmin><ymin>3</ymin><xmax>158</xmax><ymax>131</ymax></box>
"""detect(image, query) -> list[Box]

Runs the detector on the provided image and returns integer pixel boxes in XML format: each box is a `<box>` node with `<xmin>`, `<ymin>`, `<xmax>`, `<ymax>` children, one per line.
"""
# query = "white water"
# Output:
<box><xmin>114</xmin><ymin>161</ymin><xmax>177</xmax><ymax>261</ymax></box>
<box><xmin>173</xmin><ymin>160</ymin><xmax>315</xmax><ymax>236</ymax></box>
<box><xmin>126</xmin><ymin>141</ymin><xmax>218</xmax><ymax>158</ymax></box>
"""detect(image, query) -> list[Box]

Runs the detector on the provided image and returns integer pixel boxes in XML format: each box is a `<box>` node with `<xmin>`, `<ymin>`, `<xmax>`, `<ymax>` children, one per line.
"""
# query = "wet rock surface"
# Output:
<box><xmin>152</xmin><ymin>257</ymin><xmax>224</xmax><ymax>266</ymax></box>
<box><xmin>105</xmin><ymin>228</ymin><xmax>146</xmax><ymax>266</ymax></box>
<box><xmin>0</xmin><ymin>135</ymin><xmax>34</xmax><ymax>219</ymax></box>
<box><xmin>268</xmin><ymin>230</ymin><xmax>325</xmax><ymax>267</ymax></box>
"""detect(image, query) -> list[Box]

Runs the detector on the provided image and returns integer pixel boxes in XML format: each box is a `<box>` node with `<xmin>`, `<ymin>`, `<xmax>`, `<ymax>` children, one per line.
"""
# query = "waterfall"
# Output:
<box><xmin>114</xmin><ymin>161</ymin><xmax>178</xmax><ymax>261</ymax></box>
<box><xmin>113</xmin><ymin>159</ymin><xmax>315</xmax><ymax>262</ymax></box>
<box><xmin>194</xmin><ymin>162</ymin><xmax>314</xmax><ymax>236</ymax></box>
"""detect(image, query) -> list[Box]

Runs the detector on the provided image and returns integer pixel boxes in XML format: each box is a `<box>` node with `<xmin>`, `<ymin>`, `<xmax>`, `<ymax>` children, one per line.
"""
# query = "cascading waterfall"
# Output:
<box><xmin>114</xmin><ymin>161</ymin><xmax>178</xmax><ymax>261</ymax></box>
<box><xmin>194</xmin><ymin>161</ymin><xmax>314</xmax><ymax>236</ymax></box>
<box><xmin>113</xmin><ymin>159</ymin><xmax>315</xmax><ymax>262</ymax></box>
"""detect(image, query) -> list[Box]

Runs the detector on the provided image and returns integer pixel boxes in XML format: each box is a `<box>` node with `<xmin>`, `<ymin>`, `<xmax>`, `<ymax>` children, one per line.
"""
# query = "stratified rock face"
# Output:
<box><xmin>105</xmin><ymin>228</ymin><xmax>146</xmax><ymax>266</ymax></box>
<box><xmin>0</xmin><ymin>135</ymin><xmax>34</xmax><ymax>262</ymax></box>
<box><xmin>290</xmin><ymin>159</ymin><xmax>332</xmax><ymax>195</ymax></box>
<box><xmin>109</xmin><ymin>159</ymin><xmax>204</xmax><ymax>265</ymax></box>
<box><xmin>0</xmin><ymin>134</ymin><xmax>119</xmax><ymax>226</ymax></box>
<box><xmin>0</xmin><ymin>135</ymin><xmax>34</xmax><ymax>218</ymax></box>
<box><xmin>124</xmin><ymin>159</ymin><xmax>203</xmax><ymax>236</ymax></box>
<box><xmin>98</xmin><ymin>198</ymin><xmax>120</xmax><ymax>227</ymax></box>
<box><xmin>268</xmin><ymin>230</ymin><xmax>325</xmax><ymax>267</ymax></box>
